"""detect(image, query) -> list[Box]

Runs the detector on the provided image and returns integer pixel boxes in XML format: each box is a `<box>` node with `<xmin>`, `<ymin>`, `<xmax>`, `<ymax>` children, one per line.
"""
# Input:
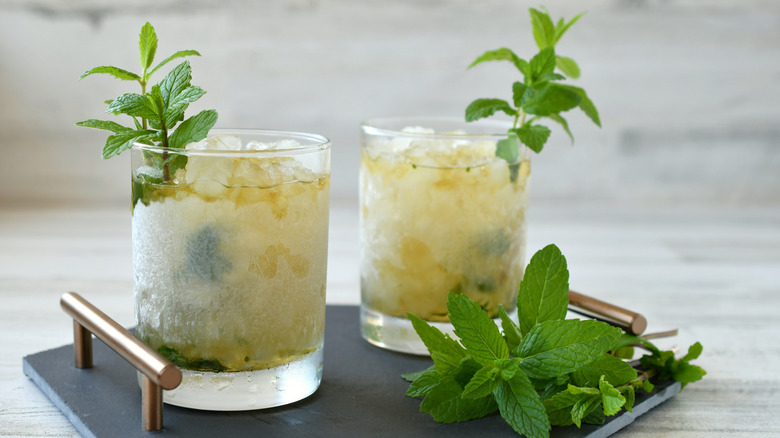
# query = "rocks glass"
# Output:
<box><xmin>131</xmin><ymin>130</ymin><xmax>330</xmax><ymax>410</ymax></box>
<box><xmin>359</xmin><ymin>117</ymin><xmax>530</xmax><ymax>354</ymax></box>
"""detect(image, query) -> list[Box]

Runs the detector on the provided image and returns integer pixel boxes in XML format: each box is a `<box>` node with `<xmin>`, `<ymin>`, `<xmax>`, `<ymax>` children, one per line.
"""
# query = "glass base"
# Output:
<box><xmin>152</xmin><ymin>349</ymin><xmax>323</xmax><ymax>411</ymax></box>
<box><xmin>360</xmin><ymin>305</ymin><xmax>516</xmax><ymax>356</ymax></box>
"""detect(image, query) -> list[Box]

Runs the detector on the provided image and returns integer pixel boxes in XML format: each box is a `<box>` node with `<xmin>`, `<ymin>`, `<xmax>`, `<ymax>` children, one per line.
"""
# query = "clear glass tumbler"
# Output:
<box><xmin>359</xmin><ymin>117</ymin><xmax>530</xmax><ymax>355</ymax></box>
<box><xmin>131</xmin><ymin>129</ymin><xmax>331</xmax><ymax>410</ymax></box>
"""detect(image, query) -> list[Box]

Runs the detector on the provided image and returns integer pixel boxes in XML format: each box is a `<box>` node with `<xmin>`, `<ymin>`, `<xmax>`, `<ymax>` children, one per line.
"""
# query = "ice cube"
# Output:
<box><xmin>186</xmin><ymin>135</ymin><xmax>243</xmax><ymax>151</ymax></box>
<box><xmin>243</xmin><ymin>138</ymin><xmax>301</xmax><ymax>151</ymax></box>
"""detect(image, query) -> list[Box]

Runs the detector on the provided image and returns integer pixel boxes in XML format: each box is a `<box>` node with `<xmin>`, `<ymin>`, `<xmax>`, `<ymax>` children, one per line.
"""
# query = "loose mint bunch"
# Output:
<box><xmin>404</xmin><ymin>244</ymin><xmax>705</xmax><ymax>437</ymax></box>
<box><xmin>77</xmin><ymin>22</ymin><xmax>217</xmax><ymax>181</ymax></box>
<box><xmin>465</xmin><ymin>8</ymin><xmax>601</xmax><ymax>168</ymax></box>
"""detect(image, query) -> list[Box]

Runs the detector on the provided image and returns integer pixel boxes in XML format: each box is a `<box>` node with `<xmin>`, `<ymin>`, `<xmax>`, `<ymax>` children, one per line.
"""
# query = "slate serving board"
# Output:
<box><xmin>23</xmin><ymin>305</ymin><xmax>680</xmax><ymax>437</ymax></box>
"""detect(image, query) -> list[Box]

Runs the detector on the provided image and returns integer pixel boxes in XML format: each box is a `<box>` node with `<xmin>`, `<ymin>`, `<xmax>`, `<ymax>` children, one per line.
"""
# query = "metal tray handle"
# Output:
<box><xmin>60</xmin><ymin>292</ymin><xmax>182</xmax><ymax>431</ymax></box>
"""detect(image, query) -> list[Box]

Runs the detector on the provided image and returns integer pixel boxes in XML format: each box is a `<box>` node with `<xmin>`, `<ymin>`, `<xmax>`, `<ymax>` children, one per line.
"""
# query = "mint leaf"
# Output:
<box><xmin>462</xmin><ymin>365</ymin><xmax>500</xmax><ymax>399</ymax></box>
<box><xmin>543</xmin><ymin>390</ymin><xmax>591</xmax><ymax>426</ymax></box>
<box><xmin>512</xmin><ymin>82</ymin><xmax>530</xmax><ymax>108</ymax></box>
<box><xmin>465</xmin><ymin>98</ymin><xmax>517</xmax><ymax>122</ymax></box>
<box><xmin>164</xmin><ymin>86</ymin><xmax>205</xmax><ymax>128</ymax></box>
<box><xmin>598</xmin><ymin>376</ymin><xmax>626</xmax><ymax>416</ymax></box>
<box><xmin>148</xmin><ymin>50</ymin><xmax>201</xmax><ymax>77</ymax></box>
<box><xmin>529</xmin><ymin>8</ymin><xmax>556</xmax><ymax>49</ymax></box>
<box><xmin>106</xmin><ymin>92</ymin><xmax>160</xmax><ymax>119</ymax></box>
<box><xmin>167</xmin><ymin>109</ymin><xmax>218</xmax><ymax>150</ymax></box>
<box><xmin>518</xmin><ymin>244</ymin><xmax>569</xmax><ymax>335</ymax></box>
<box><xmin>546</xmin><ymin>113</ymin><xmax>574</xmax><ymax>143</ymax></box>
<box><xmin>528</xmin><ymin>47</ymin><xmax>557</xmax><ymax>83</ymax></box>
<box><xmin>571</xmin><ymin>395</ymin><xmax>601</xmax><ymax>428</ymax></box>
<box><xmin>419</xmin><ymin>375</ymin><xmax>497</xmax><ymax>423</ymax></box>
<box><xmin>159</xmin><ymin>61</ymin><xmax>193</xmax><ymax>108</ymax></box>
<box><xmin>407</xmin><ymin>313</ymin><xmax>467</xmax><ymax>373</ymax></box>
<box><xmin>555</xmin><ymin>56</ymin><xmax>580</xmax><ymax>79</ymax></box>
<box><xmin>76</xmin><ymin>119</ymin><xmax>132</xmax><ymax>133</ymax></box>
<box><xmin>571</xmin><ymin>353</ymin><xmax>638</xmax><ymax>387</ymax></box>
<box><xmin>494</xmin><ymin>372</ymin><xmax>550</xmax><ymax>438</ymax></box>
<box><xmin>406</xmin><ymin>366</ymin><xmax>443</xmax><ymax>397</ymax></box>
<box><xmin>81</xmin><ymin>66</ymin><xmax>141</xmax><ymax>82</ymax></box>
<box><xmin>495</xmin><ymin>134</ymin><xmax>520</xmax><ymax>164</ymax></box>
<box><xmin>139</xmin><ymin>22</ymin><xmax>158</xmax><ymax>70</ymax></box>
<box><xmin>102</xmin><ymin>129</ymin><xmax>157</xmax><ymax>159</ymax></box>
<box><xmin>447</xmin><ymin>293</ymin><xmax>509</xmax><ymax>366</ymax></box>
<box><xmin>523</xmin><ymin>84</ymin><xmax>581</xmax><ymax>117</ymax></box>
<box><xmin>554</xmin><ymin>13</ymin><xmax>586</xmax><ymax>45</ymax></box>
<box><xmin>469</xmin><ymin>47</ymin><xmax>528</xmax><ymax>73</ymax></box>
<box><xmin>556</xmin><ymin>84</ymin><xmax>601</xmax><ymax>127</ymax></box>
<box><xmin>513</xmin><ymin>125</ymin><xmax>551</xmax><ymax>153</ymax></box>
<box><xmin>516</xmin><ymin>319</ymin><xmax>622</xmax><ymax>379</ymax></box>
<box><xmin>683</xmin><ymin>341</ymin><xmax>704</xmax><ymax>362</ymax></box>
<box><xmin>621</xmin><ymin>385</ymin><xmax>636</xmax><ymax>412</ymax></box>
<box><xmin>498</xmin><ymin>305</ymin><xmax>523</xmax><ymax>351</ymax></box>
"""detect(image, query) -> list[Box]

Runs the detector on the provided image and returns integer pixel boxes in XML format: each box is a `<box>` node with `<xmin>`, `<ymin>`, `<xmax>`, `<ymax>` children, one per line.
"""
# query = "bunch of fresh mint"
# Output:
<box><xmin>77</xmin><ymin>22</ymin><xmax>217</xmax><ymax>181</ymax></box>
<box><xmin>404</xmin><ymin>244</ymin><xmax>705</xmax><ymax>437</ymax></box>
<box><xmin>465</xmin><ymin>8</ymin><xmax>600</xmax><ymax>167</ymax></box>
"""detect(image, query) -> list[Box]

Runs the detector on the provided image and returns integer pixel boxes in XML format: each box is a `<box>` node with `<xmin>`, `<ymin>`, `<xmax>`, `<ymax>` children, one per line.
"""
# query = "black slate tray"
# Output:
<box><xmin>23</xmin><ymin>305</ymin><xmax>680</xmax><ymax>437</ymax></box>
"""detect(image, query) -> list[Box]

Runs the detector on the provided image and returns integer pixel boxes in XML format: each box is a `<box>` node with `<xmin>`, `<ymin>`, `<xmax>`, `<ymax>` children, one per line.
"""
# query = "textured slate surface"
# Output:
<box><xmin>23</xmin><ymin>305</ymin><xmax>680</xmax><ymax>437</ymax></box>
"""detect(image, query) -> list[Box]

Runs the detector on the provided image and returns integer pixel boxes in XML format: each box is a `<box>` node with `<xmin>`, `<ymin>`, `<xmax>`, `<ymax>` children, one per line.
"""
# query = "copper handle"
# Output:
<box><xmin>568</xmin><ymin>290</ymin><xmax>647</xmax><ymax>335</ymax></box>
<box><xmin>60</xmin><ymin>292</ymin><xmax>181</xmax><ymax>431</ymax></box>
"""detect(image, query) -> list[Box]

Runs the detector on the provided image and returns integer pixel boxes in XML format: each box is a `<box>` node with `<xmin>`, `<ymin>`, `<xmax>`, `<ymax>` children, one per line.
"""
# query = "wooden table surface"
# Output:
<box><xmin>1</xmin><ymin>200</ymin><xmax>779</xmax><ymax>437</ymax></box>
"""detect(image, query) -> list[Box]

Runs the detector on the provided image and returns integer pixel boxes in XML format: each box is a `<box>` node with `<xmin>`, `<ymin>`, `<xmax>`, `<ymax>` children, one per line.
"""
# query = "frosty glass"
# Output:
<box><xmin>131</xmin><ymin>129</ymin><xmax>330</xmax><ymax>410</ymax></box>
<box><xmin>359</xmin><ymin>117</ymin><xmax>530</xmax><ymax>355</ymax></box>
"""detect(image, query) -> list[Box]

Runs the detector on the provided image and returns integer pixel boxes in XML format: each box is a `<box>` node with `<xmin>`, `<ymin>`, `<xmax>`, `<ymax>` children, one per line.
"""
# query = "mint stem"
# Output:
<box><xmin>160</xmin><ymin>120</ymin><xmax>171</xmax><ymax>181</ymax></box>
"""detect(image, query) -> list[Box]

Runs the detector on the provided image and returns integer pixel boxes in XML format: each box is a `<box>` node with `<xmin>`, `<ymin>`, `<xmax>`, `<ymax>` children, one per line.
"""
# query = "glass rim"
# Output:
<box><xmin>360</xmin><ymin>116</ymin><xmax>513</xmax><ymax>140</ymax></box>
<box><xmin>132</xmin><ymin>128</ymin><xmax>331</xmax><ymax>157</ymax></box>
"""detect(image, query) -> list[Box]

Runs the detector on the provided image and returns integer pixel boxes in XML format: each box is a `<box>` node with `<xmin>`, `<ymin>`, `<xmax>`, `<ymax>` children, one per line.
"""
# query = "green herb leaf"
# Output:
<box><xmin>571</xmin><ymin>394</ymin><xmax>601</xmax><ymax>427</ymax></box>
<box><xmin>167</xmin><ymin>109</ymin><xmax>218</xmax><ymax>150</ymax></box>
<box><xmin>518</xmin><ymin>244</ymin><xmax>569</xmax><ymax>335</ymax></box>
<box><xmin>598</xmin><ymin>376</ymin><xmax>626</xmax><ymax>416</ymax></box>
<box><xmin>465</xmin><ymin>98</ymin><xmax>517</xmax><ymax>122</ymax></box>
<box><xmin>447</xmin><ymin>293</ymin><xmax>509</xmax><ymax>366</ymax></box>
<box><xmin>468</xmin><ymin>47</ymin><xmax>528</xmax><ymax>73</ymax></box>
<box><xmin>523</xmin><ymin>84</ymin><xmax>581</xmax><ymax>117</ymax></box>
<box><xmin>554</xmin><ymin>13</ymin><xmax>586</xmax><ymax>45</ymax></box>
<box><xmin>80</xmin><ymin>66</ymin><xmax>141</xmax><ymax>81</ymax></box>
<box><xmin>407</xmin><ymin>313</ymin><xmax>467</xmax><ymax>373</ymax></box>
<box><xmin>516</xmin><ymin>319</ymin><xmax>622</xmax><ymax>379</ymax></box>
<box><xmin>495</xmin><ymin>134</ymin><xmax>520</xmax><ymax>164</ymax></box>
<box><xmin>419</xmin><ymin>375</ymin><xmax>498</xmax><ymax>423</ymax></box>
<box><xmin>494</xmin><ymin>372</ymin><xmax>550</xmax><ymax>438</ymax></box>
<box><xmin>571</xmin><ymin>353</ymin><xmax>638</xmax><ymax>387</ymax></box>
<box><xmin>105</xmin><ymin>92</ymin><xmax>160</xmax><ymax>119</ymax></box>
<box><xmin>546</xmin><ymin>113</ymin><xmax>574</xmax><ymax>143</ymax></box>
<box><xmin>555</xmin><ymin>55</ymin><xmax>581</xmax><ymax>79</ymax></box>
<box><xmin>159</xmin><ymin>61</ymin><xmax>193</xmax><ymax>108</ymax></box>
<box><xmin>462</xmin><ymin>365</ymin><xmax>500</xmax><ymax>399</ymax></box>
<box><xmin>406</xmin><ymin>365</ymin><xmax>443</xmax><ymax>397</ymax></box>
<box><xmin>148</xmin><ymin>50</ymin><xmax>201</xmax><ymax>77</ymax></box>
<box><xmin>556</xmin><ymin>84</ymin><xmax>601</xmax><ymax>127</ymax></box>
<box><xmin>139</xmin><ymin>22</ymin><xmax>158</xmax><ymax>70</ymax></box>
<box><xmin>512</xmin><ymin>82</ymin><xmax>530</xmax><ymax>108</ymax></box>
<box><xmin>498</xmin><ymin>305</ymin><xmax>523</xmax><ymax>351</ymax></box>
<box><xmin>528</xmin><ymin>47</ymin><xmax>557</xmax><ymax>83</ymax></box>
<box><xmin>512</xmin><ymin>125</ymin><xmax>551</xmax><ymax>153</ymax></box>
<box><xmin>76</xmin><ymin>119</ymin><xmax>133</xmax><ymax>133</ymax></box>
<box><xmin>164</xmin><ymin>86</ymin><xmax>205</xmax><ymax>128</ymax></box>
<box><xmin>529</xmin><ymin>8</ymin><xmax>556</xmax><ymax>49</ymax></box>
<box><xmin>543</xmin><ymin>390</ymin><xmax>588</xmax><ymax>426</ymax></box>
<box><xmin>621</xmin><ymin>385</ymin><xmax>636</xmax><ymax>412</ymax></box>
<box><xmin>102</xmin><ymin>129</ymin><xmax>157</xmax><ymax>159</ymax></box>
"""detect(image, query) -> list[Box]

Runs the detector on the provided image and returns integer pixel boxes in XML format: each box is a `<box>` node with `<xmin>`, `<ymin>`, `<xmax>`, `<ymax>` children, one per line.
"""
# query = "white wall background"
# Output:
<box><xmin>1</xmin><ymin>0</ymin><xmax>778</xmax><ymax>206</ymax></box>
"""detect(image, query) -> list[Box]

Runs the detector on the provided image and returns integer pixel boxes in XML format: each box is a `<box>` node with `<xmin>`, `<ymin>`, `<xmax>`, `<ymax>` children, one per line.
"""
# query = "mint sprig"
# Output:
<box><xmin>404</xmin><ymin>244</ymin><xmax>706</xmax><ymax>437</ymax></box>
<box><xmin>77</xmin><ymin>22</ymin><xmax>217</xmax><ymax>181</ymax></box>
<box><xmin>466</xmin><ymin>8</ymin><xmax>601</xmax><ymax>178</ymax></box>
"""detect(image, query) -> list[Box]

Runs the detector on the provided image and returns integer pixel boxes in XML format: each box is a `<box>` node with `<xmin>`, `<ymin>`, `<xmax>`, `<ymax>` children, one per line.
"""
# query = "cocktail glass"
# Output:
<box><xmin>359</xmin><ymin>117</ymin><xmax>530</xmax><ymax>355</ymax></box>
<box><xmin>131</xmin><ymin>129</ymin><xmax>330</xmax><ymax>410</ymax></box>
